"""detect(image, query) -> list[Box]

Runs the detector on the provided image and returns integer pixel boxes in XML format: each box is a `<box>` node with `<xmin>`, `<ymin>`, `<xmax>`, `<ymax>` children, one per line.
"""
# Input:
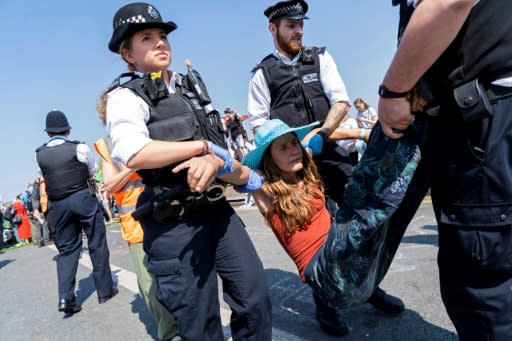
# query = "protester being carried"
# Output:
<box><xmin>238</xmin><ymin>119</ymin><xmax>421</xmax><ymax>336</ymax></box>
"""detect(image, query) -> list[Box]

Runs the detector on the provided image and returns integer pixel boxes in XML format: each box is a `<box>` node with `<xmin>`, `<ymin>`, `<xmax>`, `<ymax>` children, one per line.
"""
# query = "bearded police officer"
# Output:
<box><xmin>247</xmin><ymin>0</ymin><xmax>405</xmax><ymax>336</ymax></box>
<box><xmin>36</xmin><ymin>110</ymin><xmax>117</xmax><ymax>316</ymax></box>
<box><xmin>380</xmin><ymin>1</ymin><xmax>512</xmax><ymax>340</ymax></box>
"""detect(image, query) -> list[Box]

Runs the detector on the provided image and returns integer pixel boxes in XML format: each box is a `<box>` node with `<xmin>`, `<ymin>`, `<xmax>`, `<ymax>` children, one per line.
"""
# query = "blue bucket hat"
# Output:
<box><xmin>242</xmin><ymin>119</ymin><xmax>319</xmax><ymax>169</ymax></box>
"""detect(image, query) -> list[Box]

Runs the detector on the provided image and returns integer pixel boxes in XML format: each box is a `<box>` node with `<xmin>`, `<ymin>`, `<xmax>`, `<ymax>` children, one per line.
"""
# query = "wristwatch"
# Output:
<box><xmin>378</xmin><ymin>84</ymin><xmax>409</xmax><ymax>99</ymax></box>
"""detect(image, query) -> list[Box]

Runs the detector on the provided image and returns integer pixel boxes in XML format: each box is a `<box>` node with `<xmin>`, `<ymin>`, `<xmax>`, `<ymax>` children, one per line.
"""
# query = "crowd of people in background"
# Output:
<box><xmin>1</xmin><ymin>175</ymin><xmax>119</xmax><ymax>251</ymax></box>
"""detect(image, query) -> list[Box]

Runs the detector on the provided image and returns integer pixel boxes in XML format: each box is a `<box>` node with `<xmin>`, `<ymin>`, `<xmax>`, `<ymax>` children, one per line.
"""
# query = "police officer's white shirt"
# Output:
<box><xmin>106</xmin><ymin>71</ymin><xmax>180</xmax><ymax>165</ymax></box>
<box><xmin>40</xmin><ymin>136</ymin><xmax>97</xmax><ymax>176</ymax></box>
<box><xmin>247</xmin><ymin>48</ymin><xmax>350</xmax><ymax>130</ymax></box>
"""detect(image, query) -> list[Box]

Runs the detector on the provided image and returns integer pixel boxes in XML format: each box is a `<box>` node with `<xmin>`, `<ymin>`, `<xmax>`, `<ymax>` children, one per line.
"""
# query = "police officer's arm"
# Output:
<box><xmin>171</xmin><ymin>153</ymin><xmax>225</xmax><ymax>193</ymax></box>
<box><xmin>126</xmin><ymin>140</ymin><xmax>207</xmax><ymax>170</ymax></box>
<box><xmin>319</xmin><ymin>101</ymin><xmax>350</xmax><ymax>137</ymax></box>
<box><xmin>330</xmin><ymin>127</ymin><xmax>370</xmax><ymax>143</ymax></box>
<box><xmin>379</xmin><ymin>0</ymin><xmax>475</xmax><ymax>139</ymax></box>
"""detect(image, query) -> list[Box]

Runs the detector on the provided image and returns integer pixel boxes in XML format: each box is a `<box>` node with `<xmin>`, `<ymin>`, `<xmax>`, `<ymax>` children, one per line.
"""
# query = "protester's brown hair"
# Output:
<box><xmin>261</xmin><ymin>136</ymin><xmax>324</xmax><ymax>238</ymax></box>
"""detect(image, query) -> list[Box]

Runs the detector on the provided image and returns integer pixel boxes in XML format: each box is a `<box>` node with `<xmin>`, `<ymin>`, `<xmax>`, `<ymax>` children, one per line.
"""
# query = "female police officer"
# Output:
<box><xmin>101</xmin><ymin>3</ymin><xmax>271</xmax><ymax>340</ymax></box>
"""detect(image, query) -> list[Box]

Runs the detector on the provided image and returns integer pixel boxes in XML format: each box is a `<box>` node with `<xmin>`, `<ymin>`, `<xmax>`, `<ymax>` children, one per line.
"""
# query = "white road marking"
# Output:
<box><xmin>48</xmin><ymin>245</ymin><xmax>298</xmax><ymax>340</ymax></box>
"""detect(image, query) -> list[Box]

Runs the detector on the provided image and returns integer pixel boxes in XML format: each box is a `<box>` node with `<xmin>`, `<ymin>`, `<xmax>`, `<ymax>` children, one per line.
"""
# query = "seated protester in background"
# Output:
<box><xmin>237</xmin><ymin>119</ymin><xmax>421</xmax><ymax>336</ymax></box>
<box><xmin>353</xmin><ymin>98</ymin><xmax>377</xmax><ymax>129</ymax></box>
<box><xmin>334</xmin><ymin>113</ymin><xmax>370</xmax><ymax>160</ymax></box>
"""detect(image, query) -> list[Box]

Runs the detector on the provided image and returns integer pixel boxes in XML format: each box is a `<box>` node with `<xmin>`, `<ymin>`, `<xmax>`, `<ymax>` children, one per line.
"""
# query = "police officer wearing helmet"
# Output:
<box><xmin>380</xmin><ymin>0</ymin><xmax>512</xmax><ymax>339</ymax></box>
<box><xmin>36</xmin><ymin>110</ymin><xmax>117</xmax><ymax>316</ymax></box>
<box><xmin>248</xmin><ymin>0</ymin><xmax>405</xmax><ymax>336</ymax></box>
<box><xmin>102</xmin><ymin>3</ymin><xmax>271</xmax><ymax>340</ymax></box>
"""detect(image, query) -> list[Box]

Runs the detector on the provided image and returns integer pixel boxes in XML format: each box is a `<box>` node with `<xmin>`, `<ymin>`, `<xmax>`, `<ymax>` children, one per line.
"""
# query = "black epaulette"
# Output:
<box><xmin>35</xmin><ymin>139</ymin><xmax>82</xmax><ymax>153</ymax></box>
<box><xmin>107</xmin><ymin>72</ymin><xmax>142</xmax><ymax>93</ymax></box>
<box><xmin>35</xmin><ymin>143</ymin><xmax>47</xmax><ymax>153</ymax></box>
<box><xmin>251</xmin><ymin>53</ymin><xmax>276</xmax><ymax>74</ymax></box>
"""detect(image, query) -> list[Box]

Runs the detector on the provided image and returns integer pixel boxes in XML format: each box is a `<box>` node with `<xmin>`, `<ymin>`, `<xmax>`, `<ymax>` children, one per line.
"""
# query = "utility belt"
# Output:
<box><xmin>132</xmin><ymin>182</ymin><xmax>226</xmax><ymax>224</ymax></box>
<box><xmin>453</xmin><ymin>78</ymin><xmax>512</xmax><ymax>123</ymax></box>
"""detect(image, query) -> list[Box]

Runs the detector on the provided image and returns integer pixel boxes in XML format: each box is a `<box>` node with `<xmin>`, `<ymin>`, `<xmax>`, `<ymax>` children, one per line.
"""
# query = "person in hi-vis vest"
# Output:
<box><xmin>94</xmin><ymin>136</ymin><xmax>178</xmax><ymax>341</ymax></box>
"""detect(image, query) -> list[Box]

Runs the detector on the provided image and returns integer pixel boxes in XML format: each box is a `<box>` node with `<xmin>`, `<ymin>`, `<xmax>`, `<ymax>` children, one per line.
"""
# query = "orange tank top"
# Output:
<box><xmin>270</xmin><ymin>195</ymin><xmax>331</xmax><ymax>282</ymax></box>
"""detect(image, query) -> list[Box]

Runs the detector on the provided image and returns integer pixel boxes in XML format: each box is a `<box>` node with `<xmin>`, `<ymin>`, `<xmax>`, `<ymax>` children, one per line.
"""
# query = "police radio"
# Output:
<box><xmin>184</xmin><ymin>59</ymin><xmax>212</xmax><ymax>106</ymax></box>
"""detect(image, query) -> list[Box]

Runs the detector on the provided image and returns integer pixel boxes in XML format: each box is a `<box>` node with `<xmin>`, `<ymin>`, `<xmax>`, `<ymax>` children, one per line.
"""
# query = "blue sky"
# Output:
<box><xmin>0</xmin><ymin>1</ymin><xmax>399</xmax><ymax>201</ymax></box>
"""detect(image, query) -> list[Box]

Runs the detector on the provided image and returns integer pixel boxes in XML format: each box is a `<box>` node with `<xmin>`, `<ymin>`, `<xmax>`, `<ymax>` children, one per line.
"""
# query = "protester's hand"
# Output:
<box><xmin>172</xmin><ymin>155</ymin><xmax>219</xmax><ymax>192</ymax></box>
<box><xmin>234</xmin><ymin>170</ymin><xmax>265</xmax><ymax>193</ymax></box>
<box><xmin>208</xmin><ymin>142</ymin><xmax>234</xmax><ymax>176</ymax></box>
<box><xmin>378</xmin><ymin>97</ymin><xmax>414</xmax><ymax>139</ymax></box>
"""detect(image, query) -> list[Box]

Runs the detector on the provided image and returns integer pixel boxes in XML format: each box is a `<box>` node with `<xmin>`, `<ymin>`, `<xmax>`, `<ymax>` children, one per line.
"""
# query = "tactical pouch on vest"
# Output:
<box><xmin>453</xmin><ymin>79</ymin><xmax>493</xmax><ymax>123</ymax></box>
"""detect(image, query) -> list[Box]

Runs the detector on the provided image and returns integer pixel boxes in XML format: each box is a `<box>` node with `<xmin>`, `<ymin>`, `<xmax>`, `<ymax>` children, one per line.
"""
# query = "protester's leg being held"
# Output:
<box><xmin>313</xmin><ymin>292</ymin><xmax>349</xmax><ymax>336</ymax></box>
<box><xmin>438</xmin><ymin>224</ymin><xmax>512</xmax><ymax>340</ymax></box>
<box><xmin>74</xmin><ymin>190</ymin><xmax>115</xmax><ymax>299</ymax></box>
<box><xmin>211</xmin><ymin>200</ymin><xmax>272</xmax><ymax>341</ymax></box>
<box><xmin>128</xmin><ymin>242</ymin><xmax>178</xmax><ymax>341</ymax></box>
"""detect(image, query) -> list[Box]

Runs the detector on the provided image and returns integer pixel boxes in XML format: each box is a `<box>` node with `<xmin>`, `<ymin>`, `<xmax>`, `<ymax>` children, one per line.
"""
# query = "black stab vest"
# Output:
<box><xmin>118</xmin><ymin>74</ymin><xmax>226</xmax><ymax>188</ymax></box>
<box><xmin>254</xmin><ymin>47</ymin><xmax>330</xmax><ymax>127</ymax></box>
<box><xmin>36</xmin><ymin>140</ymin><xmax>89</xmax><ymax>200</ymax></box>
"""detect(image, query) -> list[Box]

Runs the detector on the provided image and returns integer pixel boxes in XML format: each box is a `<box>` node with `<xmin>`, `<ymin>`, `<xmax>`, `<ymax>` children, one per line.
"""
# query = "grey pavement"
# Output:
<box><xmin>0</xmin><ymin>197</ymin><xmax>458</xmax><ymax>341</ymax></box>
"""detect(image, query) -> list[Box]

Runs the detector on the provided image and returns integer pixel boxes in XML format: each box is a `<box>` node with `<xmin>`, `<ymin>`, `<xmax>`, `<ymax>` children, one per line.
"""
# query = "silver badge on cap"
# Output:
<box><xmin>147</xmin><ymin>5</ymin><xmax>160</xmax><ymax>19</ymax></box>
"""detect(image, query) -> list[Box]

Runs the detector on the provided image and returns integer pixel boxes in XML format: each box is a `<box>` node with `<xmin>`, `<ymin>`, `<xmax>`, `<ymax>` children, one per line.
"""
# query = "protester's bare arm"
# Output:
<box><xmin>252</xmin><ymin>188</ymin><xmax>270</xmax><ymax>217</ymax></box>
<box><xmin>379</xmin><ymin>0</ymin><xmax>475</xmax><ymax>139</ymax></box>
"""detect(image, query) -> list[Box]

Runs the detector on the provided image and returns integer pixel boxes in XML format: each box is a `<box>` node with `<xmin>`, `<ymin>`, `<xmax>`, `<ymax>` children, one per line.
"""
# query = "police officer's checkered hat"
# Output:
<box><xmin>109</xmin><ymin>2</ymin><xmax>177</xmax><ymax>53</ymax></box>
<box><xmin>264</xmin><ymin>0</ymin><xmax>309</xmax><ymax>21</ymax></box>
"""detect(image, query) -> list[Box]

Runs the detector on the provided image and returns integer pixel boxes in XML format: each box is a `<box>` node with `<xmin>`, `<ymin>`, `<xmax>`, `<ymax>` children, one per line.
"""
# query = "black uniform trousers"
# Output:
<box><xmin>139</xmin><ymin>190</ymin><xmax>272</xmax><ymax>341</ymax></box>
<box><xmin>431</xmin><ymin>95</ymin><xmax>512</xmax><ymax>340</ymax></box>
<box><xmin>48</xmin><ymin>188</ymin><xmax>113</xmax><ymax>301</ymax></box>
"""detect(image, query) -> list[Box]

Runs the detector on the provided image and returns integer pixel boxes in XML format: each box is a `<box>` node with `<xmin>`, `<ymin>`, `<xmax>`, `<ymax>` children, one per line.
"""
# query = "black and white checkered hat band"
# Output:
<box><xmin>115</xmin><ymin>15</ymin><xmax>147</xmax><ymax>29</ymax></box>
<box><xmin>268</xmin><ymin>3</ymin><xmax>305</xmax><ymax>20</ymax></box>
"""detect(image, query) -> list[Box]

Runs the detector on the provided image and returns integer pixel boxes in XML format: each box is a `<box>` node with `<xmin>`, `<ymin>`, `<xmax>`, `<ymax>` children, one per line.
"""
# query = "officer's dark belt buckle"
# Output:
<box><xmin>453</xmin><ymin>78</ymin><xmax>493</xmax><ymax>123</ymax></box>
<box><xmin>148</xmin><ymin>184</ymin><xmax>226</xmax><ymax>224</ymax></box>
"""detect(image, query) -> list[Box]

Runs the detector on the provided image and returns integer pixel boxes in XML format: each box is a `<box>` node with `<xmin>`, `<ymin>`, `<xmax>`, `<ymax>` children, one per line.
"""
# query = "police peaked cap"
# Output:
<box><xmin>109</xmin><ymin>2</ymin><xmax>177</xmax><ymax>53</ymax></box>
<box><xmin>45</xmin><ymin>110</ymin><xmax>71</xmax><ymax>133</ymax></box>
<box><xmin>264</xmin><ymin>0</ymin><xmax>309</xmax><ymax>21</ymax></box>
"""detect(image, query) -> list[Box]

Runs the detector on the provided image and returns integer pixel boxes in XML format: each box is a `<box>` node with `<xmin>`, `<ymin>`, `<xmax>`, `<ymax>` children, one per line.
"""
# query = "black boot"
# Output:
<box><xmin>58</xmin><ymin>298</ymin><xmax>82</xmax><ymax>315</ymax></box>
<box><xmin>313</xmin><ymin>293</ymin><xmax>349</xmax><ymax>336</ymax></box>
<box><xmin>367</xmin><ymin>287</ymin><xmax>405</xmax><ymax>314</ymax></box>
